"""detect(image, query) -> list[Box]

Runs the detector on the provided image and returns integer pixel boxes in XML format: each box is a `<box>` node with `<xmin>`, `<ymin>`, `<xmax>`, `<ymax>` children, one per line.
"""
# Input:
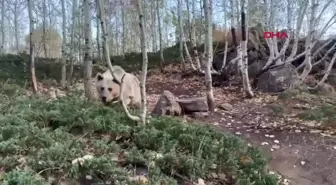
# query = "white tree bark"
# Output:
<box><xmin>296</xmin><ymin>0</ymin><xmax>317</xmax><ymax>86</ymax></box>
<box><xmin>156</xmin><ymin>0</ymin><xmax>164</xmax><ymax>69</ymax></box>
<box><xmin>68</xmin><ymin>0</ymin><xmax>77</xmax><ymax>86</ymax></box>
<box><xmin>314</xmin><ymin>51</ymin><xmax>336</xmax><ymax>88</ymax></box>
<box><xmin>191</xmin><ymin>0</ymin><xmax>201</xmax><ymax>71</ymax></box>
<box><xmin>83</xmin><ymin>0</ymin><xmax>95</xmax><ymax>99</ymax></box>
<box><xmin>60</xmin><ymin>0</ymin><xmax>67</xmax><ymax>88</ymax></box>
<box><xmin>203</xmin><ymin>0</ymin><xmax>215</xmax><ymax>112</ymax></box>
<box><xmin>286</xmin><ymin>1</ymin><xmax>309</xmax><ymax>61</ymax></box>
<box><xmin>28</xmin><ymin>0</ymin><xmax>38</xmax><ymax>93</ymax></box>
<box><xmin>296</xmin><ymin>39</ymin><xmax>334</xmax><ymax>71</ymax></box>
<box><xmin>177</xmin><ymin>0</ymin><xmax>186</xmax><ymax>70</ymax></box>
<box><xmin>135</xmin><ymin>0</ymin><xmax>149</xmax><ymax>124</ymax></box>
<box><xmin>184</xmin><ymin>41</ymin><xmax>197</xmax><ymax>71</ymax></box>
<box><xmin>121</xmin><ymin>0</ymin><xmax>126</xmax><ymax>56</ymax></box>
<box><xmin>97</xmin><ymin>0</ymin><xmax>141</xmax><ymax>122</ymax></box>
<box><xmin>42</xmin><ymin>0</ymin><xmax>47</xmax><ymax>57</ymax></box>
<box><xmin>228</xmin><ymin>0</ymin><xmax>239</xmax><ymax>67</ymax></box>
<box><xmin>96</xmin><ymin>4</ymin><xmax>101</xmax><ymax>61</ymax></box>
<box><xmin>313</xmin><ymin>42</ymin><xmax>336</xmax><ymax>68</ymax></box>
<box><xmin>14</xmin><ymin>0</ymin><xmax>19</xmax><ymax>52</ymax></box>
<box><xmin>238</xmin><ymin>0</ymin><xmax>254</xmax><ymax>97</ymax></box>
<box><xmin>220</xmin><ymin>30</ymin><xmax>229</xmax><ymax>72</ymax></box>
<box><xmin>1</xmin><ymin>0</ymin><xmax>5</xmax><ymax>53</ymax></box>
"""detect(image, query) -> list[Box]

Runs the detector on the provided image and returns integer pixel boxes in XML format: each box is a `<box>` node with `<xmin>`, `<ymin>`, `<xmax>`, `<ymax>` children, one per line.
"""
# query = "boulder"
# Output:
<box><xmin>315</xmin><ymin>83</ymin><xmax>336</xmax><ymax>96</ymax></box>
<box><xmin>151</xmin><ymin>90</ymin><xmax>182</xmax><ymax>116</ymax></box>
<box><xmin>248</xmin><ymin>60</ymin><xmax>266</xmax><ymax>79</ymax></box>
<box><xmin>176</xmin><ymin>97</ymin><xmax>208</xmax><ymax>113</ymax></box>
<box><xmin>327</xmin><ymin>69</ymin><xmax>336</xmax><ymax>86</ymax></box>
<box><xmin>257</xmin><ymin>64</ymin><xmax>299</xmax><ymax>93</ymax></box>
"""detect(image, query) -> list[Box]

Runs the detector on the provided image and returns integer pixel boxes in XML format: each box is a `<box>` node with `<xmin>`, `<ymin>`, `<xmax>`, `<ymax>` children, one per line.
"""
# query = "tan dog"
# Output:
<box><xmin>95</xmin><ymin>66</ymin><xmax>141</xmax><ymax>108</ymax></box>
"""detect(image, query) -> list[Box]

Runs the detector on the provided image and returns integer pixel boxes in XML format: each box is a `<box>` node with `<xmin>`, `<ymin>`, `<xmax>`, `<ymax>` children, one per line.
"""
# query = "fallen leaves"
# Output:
<box><xmin>129</xmin><ymin>175</ymin><xmax>149</xmax><ymax>185</ymax></box>
<box><xmin>240</xmin><ymin>156</ymin><xmax>253</xmax><ymax>165</ymax></box>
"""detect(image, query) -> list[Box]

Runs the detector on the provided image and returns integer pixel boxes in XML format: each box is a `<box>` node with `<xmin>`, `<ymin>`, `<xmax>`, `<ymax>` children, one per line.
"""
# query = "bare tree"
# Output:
<box><xmin>295</xmin><ymin>0</ymin><xmax>317</xmax><ymax>86</ymax></box>
<box><xmin>42</xmin><ymin>0</ymin><xmax>47</xmax><ymax>57</ymax></box>
<box><xmin>83</xmin><ymin>0</ymin><xmax>95</xmax><ymax>99</ymax></box>
<box><xmin>314</xmin><ymin>51</ymin><xmax>336</xmax><ymax>88</ymax></box>
<box><xmin>96</xmin><ymin>1</ymin><xmax>101</xmax><ymax>61</ymax></box>
<box><xmin>121</xmin><ymin>0</ymin><xmax>126</xmax><ymax>56</ymax></box>
<box><xmin>177</xmin><ymin>0</ymin><xmax>186</xmax><ymax>71</ymax></box>
<box><xmin>1</xmin><ymin>0</ymin><xmax>5</xmax><ymax>53</ymax></box>
<box><xmin>28</xmin><ymin>0</ymin><xmax>38</xmax><ymax>93</ymax></box>
<box><xmin>191</xmin><ymin>0</ymin><xmax>202</xmax><ymax>71</ymax></box>
<box><xmin>203</xmin><ymin>0</ymin><xmax>215</xmax><ymax>112</ymax></box>
<box><xmin>238</xmin><ymin>0</ymin><xmax>254</xmax><ymax>97</ymax></box>
<box><xmin>219</xmin><ymin>1</ymin><xmax>230</xmax><ymax>72</ymax></box>
<box><xmin>13</xmin><ymin>0</ymin><xmax>20</xmax><ymax>52</ymax></box>
<box><xmin>156</xmin><ymin>0</ymin><xmax>164</xmax><ymax>71</ymax></box>
<box><xmin>60</xmin><ymin>0</ymin><xmax>67</xmax><ymax>88</ymax></box>
<box><xmin>135</xmin><ymin>0</ymin><xmax>149</xmax><ymax>124</ymax></box>
<box><xmin>97</xmin><ymin>0</ymin><xmax>141</xmax><ymax>122</ymax></box>
<box><xmin>68</xmin><ymin>0</ymin><xmax>77</xmax><ymax>86</ymax></box>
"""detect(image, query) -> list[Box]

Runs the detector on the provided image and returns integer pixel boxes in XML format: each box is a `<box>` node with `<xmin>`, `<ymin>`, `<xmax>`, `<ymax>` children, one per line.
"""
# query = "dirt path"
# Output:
<box><xmin>145</xmin><ymin>68</ymin><xmax>336</xmax><ymax>185</ymax></box>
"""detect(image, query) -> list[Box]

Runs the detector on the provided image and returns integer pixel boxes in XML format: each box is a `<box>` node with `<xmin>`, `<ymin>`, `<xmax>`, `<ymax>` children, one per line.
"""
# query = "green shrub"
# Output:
<box><xmin>0</xmin><ymin>94</ymin><xmax>278</xmax><ymax>184</ymax></box>
<box><xmin>298</xmin><ymin>104</ymin><xmax>336</xmax><ymax>124</ymax></box>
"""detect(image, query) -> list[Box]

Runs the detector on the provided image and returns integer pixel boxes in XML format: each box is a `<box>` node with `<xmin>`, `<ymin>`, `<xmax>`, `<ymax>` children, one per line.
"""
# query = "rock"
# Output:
<box><xmin>248</xmin><ymin>50</ymin><xmax>259</xmax><ymax>62</ymax></box>
<box><xmin>218</xmin><ymin>103</ymin><xmax>233</xmax><ymax>111</ymax></box>
<box><xmin>257</xmin><ymin>64</ymin><xmax>299</xmax><ymax>93</ymax></box>
<box><xmin>176</xmin><ymin>97</ymin><xmax>208</xmax><ymax>113</ymax></box>
<box><xmin>315</xmin><ymin>83</ymin><xmax>336</xmax><ymax>96</ymax></box>
<box><xmin>151</xmin><ymin>90</ymin><xmax>182</xmax><ymax>116</ymax></box>
<box><xmin>327</xmin><ymin>69</ymin><xmax>336</xmax><ymax>86</ymax></box>
<box><xmin>248</xmin><ymin>60</ymin><xmax>266</xmax><ymax>79</ymax></box>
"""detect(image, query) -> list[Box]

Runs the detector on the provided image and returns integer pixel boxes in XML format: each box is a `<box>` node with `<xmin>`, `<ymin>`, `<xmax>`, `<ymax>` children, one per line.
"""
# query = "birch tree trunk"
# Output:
<box><xmin>83</xmin><ymin>0</ymin><xmax>95</xmax><ymax>100</ymax></box>
<box><xmin>286</xmin><ymin>1</ymin><xmax>308</xmax><ymax>62</ymax></box>
<box><xmin>203</xmin><ymin>0</ymin><xmax>215</xmax><ymax>112</ymax></box>
<box><xmin>14</xmin><ymin>0</ymin><xmax>19</xmax><ymax>52</ymax></box>
<box><xmin>135</xmin><ymin>0</ymin><xmax>149</xmax><ymax>124</ymax></box>
<box><xmin>43</xmin><ymin>0</ymin><xmax>48</xmax><ymax>57</ymax></box>
<box><xmin>97</xmin><ymin>0</ymin><xmax>141</xmax><ymax>122</ymax></box>
<box><xmin>191</xmin><ymin>0</ymin><xmax>201</xmax><ymax>71</ymax></box>
<box><xmin>228</xmin><ymin>0</ymin><xmax>239</xmax><ymax>66</ymax></box>
<box><xmin>60</xmin><ymin>0</ymin><xmax>67</xmax><ymax>88</ymax></box>
<box><xmin>239</xmin><ymin>0</ymin><xmax>254</xmax><ymax>97</ymax></box>
<box><xmin>96</xmin><ymin>7</ymin><xmax>101</xmax><ymax>61</ymax></box>
<box><xmin>220</xmin><ymin>31</ymin><xmax>229</xmax><ymax>72</ymax></box>
<box><xmin>296</xmin><ymin>0</ymin><xmax>317</xmax><ymax>86</ymax></box>
<box><xmin>314</xmin><ymin>52</ymin><xmax>336</xmax><ymax>88</ymax></box>
<box><xmin>156</xmin><ymin>0</ymin><xmax>164</xmax><ymax>71</ymax></box>
<box><xmin>177</xmin><ymin>0</ymin><xmax>186</xmax><ymax>71</ymax></box>
<box><xmin>121</xmin><ymin>0</ymin><xmax>126</xmax><ymax>56</ymax></box>
<box><xmin>28</xmin><ymin>0</ymin><xmax>38</xmax><ymax>94</ymax></box>
<box><xmin>1</xmin><ymin>0</ymin><xmax>5</xmax><ymax>53</ymax></box>
<box><xmin>68</xmin><ymin>0</ymin><xmax>77</xmax><ymax>86</ymax></box>
<box><xmin>185</xmin><ymin>0</ymin><xmax>191</xmax><ymax>41</ymax></box>
<box><xmin>151</xmin><ymin>3</ymin><xmax>157</xmax><ymax>52</ymax></box>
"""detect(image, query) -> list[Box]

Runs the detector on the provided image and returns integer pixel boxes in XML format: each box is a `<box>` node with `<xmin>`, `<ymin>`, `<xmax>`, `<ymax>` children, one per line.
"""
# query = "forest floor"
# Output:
<box><xmin>144</xmin><ymin>64</ymin><xmax>336</xmax><ymax>185</ymax></box>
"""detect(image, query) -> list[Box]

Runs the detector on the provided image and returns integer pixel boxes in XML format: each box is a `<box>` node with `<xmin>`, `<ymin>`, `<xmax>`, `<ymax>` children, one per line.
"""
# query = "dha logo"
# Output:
<box><xmin>263</xmin><ymin>32</ymin><xmax>288</xmax><ymax>39</ymax></box>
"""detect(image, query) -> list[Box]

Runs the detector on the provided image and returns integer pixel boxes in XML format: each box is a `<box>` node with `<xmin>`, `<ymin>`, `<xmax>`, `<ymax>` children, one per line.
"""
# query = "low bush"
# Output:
<box><xmin>0</xmin><ymin>92</ymin><xmax>278</xmax><ymax>184</ymax></box>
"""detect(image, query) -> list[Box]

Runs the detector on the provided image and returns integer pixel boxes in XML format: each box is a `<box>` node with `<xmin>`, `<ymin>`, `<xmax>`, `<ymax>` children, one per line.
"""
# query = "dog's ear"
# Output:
<box><xmin>96</xmin><ymin>73</ymin><xmax>103</xmax><ymax>81</ymax></box>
